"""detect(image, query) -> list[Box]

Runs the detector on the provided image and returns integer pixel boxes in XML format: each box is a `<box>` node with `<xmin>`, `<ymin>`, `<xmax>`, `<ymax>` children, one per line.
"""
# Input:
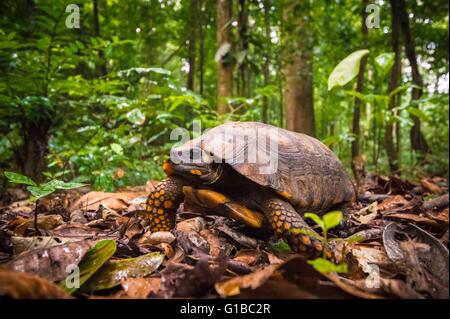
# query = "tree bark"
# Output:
<box><xmin>282</xmin><ymin>0</ymin><xmax>315</xmax><ymax>136</ymax></box>
<box><xmin>198</xmin><ymin>0</ymin><xmax>205</xmax><ymax>95</ymax></box>
<box><xmin>351</xmin><ymin>0</ymin><xmax>368</xmax><ymax>188</ymax></box>
<box><xmin>93</xmin><ymin>0</ymin><xmax>106</xmax><ymax>77</ymax></box>
<box><xmin>187</xmin><ymin>0</ymin><xmax>198</xmax><ymax>91</ymax></box>
<box><xmin>216</xmin><ymin>0</ymin><xmax>233</xmax><ymax>114</ymax></box>
<box><xmin>238</xmin><ymin>0</ymin><xmax>249</xmax><ymax>97</ymax></box>
<box><xmin>262</xmin><ymin>0</ymin><xmax>271</xmax><ymax>123</ymax></box>
<box><xmin>397</xmin><ymin>0</ymin><xmax>429</xmax><ymax>155</ymax></box>
<box><xmin>385</xmin><ymin>0</ymin><xmax>402</xmax><ymax>172</ymax></box>
<box><xmin>16</xmin><ymin>121</ymin><xmax>51</xmax><ymax>183</ymax></box>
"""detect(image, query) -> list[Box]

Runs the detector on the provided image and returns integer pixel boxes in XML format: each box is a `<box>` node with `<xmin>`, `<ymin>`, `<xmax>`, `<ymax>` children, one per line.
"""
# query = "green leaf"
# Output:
<box><xmin>268</xmin><ymin>239</ymin><xmax>293</xmax><ymax>253</ymax></box>
<box><xmin>304</xmin><ymin>213</ymin><xmax>325</xmax><ymax>231</ymax></box>
<box><xmin>60</xmin><ymin>240</ymin><xmax>116</xmax><ymax>294</ymax></box>
<box><xmin>45</xmin><ymin>180</ymin><xmax>87</xmax><ymax>190</ymax></box>
<box><xmin>322</xmin><ymin>211</ymin><xmax>343</xmax><ymax>230</ymax></box>
<box><xmin>110</xmin><ymin>143</ymin><xmax>123</xmax><ymax>155</ymax></box>
<box><xmin>407</xmin><ymin>107</ymin><xmax>430</xmax><ymax>122</ymax></box>
<box><xmin>4</xmin><ymin>171</ymin><xmax>37</xmax><ymax>186</ymax></box>
<box><xmin>374</xmin><ymin>52</ymin><xmax>395</xmax><ymax>78</ymax></box>
<box><xmin>81</xmin><ymin>252</ymin><xmax>164</xmax><ymax>291</ymax></box>
<box><xmin>126</xmin><ymin>108</ymin><xmax>146</xmax><ymax>125</ymax></box>
<box><xmin>308</xmin><ymin>258</ymin><xmax>348</xmax><ymax>274</ymax></box>
<box><xmin>26</xmin><ymin>185</ymin><xmax>56</xmax><ymax>200</ymax></box>
<box><xmin>328</xmin><ymin>49</ymin><xmax>369</xmax><ymax>90</ymax></box>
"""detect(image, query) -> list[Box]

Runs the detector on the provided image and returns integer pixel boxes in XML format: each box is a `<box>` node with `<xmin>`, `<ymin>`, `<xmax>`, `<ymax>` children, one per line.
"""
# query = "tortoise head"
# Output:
<box><xmin>165</xmin><ymin>145</ymin><xmax>223</xmax><ymax>185</ymax></box>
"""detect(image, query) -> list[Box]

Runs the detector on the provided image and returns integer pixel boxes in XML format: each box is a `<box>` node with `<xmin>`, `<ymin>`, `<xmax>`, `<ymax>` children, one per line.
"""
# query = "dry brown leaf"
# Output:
<box><xmin>0</xmin><ymin>268</ymin><xmax>72</xmax><ymax>299</ymax></box>
<box><xmin>12</xmin><ymin>214</ymin><xmax>64</xmax><ymax>235</ymax></box>
<box><xmin>120</xmin><ymin>277</ymin><xmax>161</xmax><ymax>298</ymax></box>
<box><xmin>421</xmin><ymin>178</ymin><xmax>442</xmax><ymax>195</ymax></box>
<box><xmin>138</xmin><ymin>231</ymin><xmax>176</xmax><ymax>246</ymax></box>
<box><xmin>233</xmin><ymin>249</ymin><xmax>261</xmax><ymax>266</ymax></box>
<box><xmin>215</xmin><ymin>264</ymin><xmax>278</xmax><ymax>298</ymax></box>
<box><xmin>69</xmin><ymin>191</ymin><xmax>146</xmax><ymax>212</ymax></box>
<box><xmin>377</xmin><ymin>195</ymin><xmax>409</xmax><ymax>211</ymax></box>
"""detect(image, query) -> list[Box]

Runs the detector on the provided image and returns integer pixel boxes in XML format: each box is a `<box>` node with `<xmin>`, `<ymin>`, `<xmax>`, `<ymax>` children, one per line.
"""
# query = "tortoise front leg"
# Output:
<box><xmin>261</xmin><ymin>197</ymin><xmax>335</xmax><ymax>260</ymax></box>
<box><xmin>146</xmin><ymin>176</ymin><xmax>186</xmax><ymax>232</ymax></box>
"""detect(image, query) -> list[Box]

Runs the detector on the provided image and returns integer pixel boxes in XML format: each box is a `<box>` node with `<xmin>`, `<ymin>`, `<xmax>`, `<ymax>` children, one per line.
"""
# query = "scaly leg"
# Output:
<box><xmin>146</xmin><ymin>176</ymin><xmax>186</xmax><ymax>232</ymax></box>
<box><xmin>261</xmin><ymin>197</ymin><xmax>336</xmax><ymax>260</ymax></box>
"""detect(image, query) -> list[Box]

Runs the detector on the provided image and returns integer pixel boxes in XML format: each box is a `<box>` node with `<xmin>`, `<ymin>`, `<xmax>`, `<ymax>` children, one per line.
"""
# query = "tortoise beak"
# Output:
<box><xmin>162</xmin><ymin>160</ymin><xmax>174</xmax><ymax>176</ymax></box>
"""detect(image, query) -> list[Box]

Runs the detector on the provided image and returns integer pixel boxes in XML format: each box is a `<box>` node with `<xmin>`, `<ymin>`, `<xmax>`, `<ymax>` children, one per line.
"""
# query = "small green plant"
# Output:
<box><xmin>303</xmin><ymin>210</ymin><xmax>348</xmax><ymax>274</ymax></box>
<box><xmin>4</xmin><ymin>171</ymin><xmax>87</xmax><ymax>231</ymax></box>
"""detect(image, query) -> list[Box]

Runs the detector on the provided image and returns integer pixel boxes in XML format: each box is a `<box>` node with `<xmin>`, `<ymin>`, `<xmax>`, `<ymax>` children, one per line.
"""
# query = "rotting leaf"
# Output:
<box><xmin>82</xmin><ymin>252</ymin><xmax>163</xmax><ymax>291</ymax></box>
<box><xmin>60</xmin><ymin>239</ymin><xmax>116</xmax><ymax>294</ymax></box>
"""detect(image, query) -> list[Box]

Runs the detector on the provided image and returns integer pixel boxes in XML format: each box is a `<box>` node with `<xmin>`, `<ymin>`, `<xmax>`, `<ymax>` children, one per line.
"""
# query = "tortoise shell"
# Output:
<box><xmin>175</xmin><ymin>121</ymin><xmax>355</xmax><ymax>212</ymax></box>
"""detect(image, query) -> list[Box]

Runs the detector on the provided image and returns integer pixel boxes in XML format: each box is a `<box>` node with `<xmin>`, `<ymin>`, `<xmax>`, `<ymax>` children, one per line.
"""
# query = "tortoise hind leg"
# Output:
<box><xmin>182</xmin><ymin>186</ymin><xmax>265</xmax><ymax>228</ymax></box>
<box><xmin>260</xmin><ymin>197</ymin><xmax>335</xmax><ymax>260</ymax></box>
<box><xmin>147</xmin><ymin>176</ymin><xmax>186</xmax><ymax>232</ymax></box>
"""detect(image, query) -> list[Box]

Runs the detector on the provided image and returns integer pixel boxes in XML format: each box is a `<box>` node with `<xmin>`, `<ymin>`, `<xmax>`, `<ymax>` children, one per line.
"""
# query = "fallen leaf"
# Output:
<box><xmin>82</xmin><ymin>252</ymin><xmax>163</xmax><ymax>291</ymax></box>
<box><xmin>0</xmin><ymin>268</ymin><xmax>72</xmax><ymax>299</ymax></box>
<box><xmin>120</xmin><ymin>277</ymin><xmax>161</xmax><ymax>298</ymax></box>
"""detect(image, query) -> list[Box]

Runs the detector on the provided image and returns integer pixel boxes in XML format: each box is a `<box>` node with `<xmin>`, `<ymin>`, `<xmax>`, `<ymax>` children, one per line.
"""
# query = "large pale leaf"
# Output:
<box><xmin>328</xmin><ymin>49</ymin><xmax>369</xmax><ymax>90</ymax></box>
<box><xmin>126</xmin><ymin>108</ymin><xmax>146</xmax><ymax>125</ymax></box>
<box><xmin>27</xmin><ymin>185</ymin><xmax>56</xmax><ymax>200</ymax></box>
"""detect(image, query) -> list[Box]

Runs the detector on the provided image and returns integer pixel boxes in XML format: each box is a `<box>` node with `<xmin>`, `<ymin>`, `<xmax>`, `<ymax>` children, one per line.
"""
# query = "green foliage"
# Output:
<box><xmin>308</xmin><ymin>257</ymin><xmax>348</xmax><ymax>274</ymax></box>
<box><xmin>4</xmin><ymin>171</ymin><xmax>86</xmax><ymax>201</ymax></box>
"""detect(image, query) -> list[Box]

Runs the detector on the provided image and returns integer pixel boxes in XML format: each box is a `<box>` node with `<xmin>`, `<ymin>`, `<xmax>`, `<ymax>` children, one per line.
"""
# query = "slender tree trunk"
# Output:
<box><xmin>16</xmin><ymin>121</ymin><xmax>51</xmax><ymax>183</ymax></box>
<box><xmin>262</xmin><ymin>0</ymin><xmax>271</xmax><ymax>123</ymax></box>
<box><xmin>198</xmin><ymin>0</ymin><xmax>205</xmax><ymax>95</ymax></box>
<box><xmin>93</xmin><ymin>0</ymin><xmax>106</xmax><ymax>76</ymax></box>
<box><xmin>216</xmin><ymin>0</ymin><xmax>233</xmax><ymax>114</ymax></box>
<box><xmin>187</xmin><ymin>0</ymin><xmax>198</xmax><ymax>91</ymax></box>
<box><xmin>386</xmin><ymin>0</ymin><xmax>402</xmax><ymax>173</ymax></box>
<box><xmin>238</xmin><ymin>0</ymin><xmax>248</xmax><ymax>97</ymax></box>
<box><xmin>282</xmin><ymin>0</ymin><xmax>315</xmax><ymax>136</ymax></box>
<box><xmin>351</xmin><ymin>0</ymin><xmax>368</xmax><ymax>188</ymax></box>
<box><xmin>397</xmin><ymin>0</ymin><xmax>429</xmax><ymax>155</ymax></box>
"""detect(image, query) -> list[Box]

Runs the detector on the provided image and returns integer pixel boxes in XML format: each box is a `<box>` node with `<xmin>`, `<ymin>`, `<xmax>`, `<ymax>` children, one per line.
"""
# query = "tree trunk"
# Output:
<box><xmin>93</xmin><ymin>0</ymin><xmax>106</xmax><ymax>77</ymax></box>
<box><xmin>238</xmin><ymin>0</ymin><xmax>248</xmax><ymax>97</ymax></box>
<box><xmin>187</xmin><ymin>0</ymin><xmax>198</xmax><ymax>91</ymax></box>
<box><xmin>385</xmin><ymin>0</ymin><xmax>402</xmax><ymax>173</ymax></box>
<box><xmin>16</xmin><ymin>121</ymin><xmax>51</xmax><ymax>183</ymax></box>
<box><xmin>282</xmin><ymin>0</ymin><xmax>315</xmax><ymax>136</ymax></box>
<box><xmin>198</xmin><ymin>0</ymin><xmax>205</xmax><ymax>95</ymax></box>
<box><xmin>351</xmin><ymin>0</ymin><xmax>368</xmax><ymax>188</ymax></box>
<box><xmin>397</xmin><ymin>0</ymin><xmax>429</xmax><ymax>155</ymax></box>
<box><xmin>262</xmin><ymin>0</ymin><xmax>271</xmax><ymax>123</ymax></box>
<box><xmin>216</xmin><ymin>0</ymin><xmax>233</xmax><ymax>114</ymax></box>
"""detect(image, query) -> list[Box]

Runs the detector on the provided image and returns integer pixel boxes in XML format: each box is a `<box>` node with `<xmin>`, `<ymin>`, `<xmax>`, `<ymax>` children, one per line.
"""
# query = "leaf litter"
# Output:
<box><xmin>0</xmin><ymin>174</ymin><xmax>448</xmax><ymax>299</ymax></box>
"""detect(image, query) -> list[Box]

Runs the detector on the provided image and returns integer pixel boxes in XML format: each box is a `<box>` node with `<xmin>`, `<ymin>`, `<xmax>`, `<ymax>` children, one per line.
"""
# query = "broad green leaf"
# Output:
<box><xmin>81</xmin><ymin>252</ymin><xmax>164</xmax><ymax>291</ymax></box>
<box><xmin>4</xmin><ymin>171</ymin><xmax>37</xmax><ymax>186</ymax></box>
<box><xmin>60</xmin><ymin>240</ymin><xmax>116</xmax><ymax>294</ymax></box>
<box><xmin>26</xmin><ymin>185</ymin><xmax>56</xmax><ymax>200</ymax></box>
<box><xmin>407</xmin><ymin>107</ymin><xmax>430</xmax><ymax>122</ymax></box>
<box><xmin>126</xmin><ymin>108</ymin><xmax>146</xmax><ymax>125</ymax></box>
<box><xmin>308</xmin><ymin>258</ymin><xmax>348</xmax><ymax>274</ymax></box>
<box><xmin>328</xmin><ymin>49</ymin><xmax>369</xmax><ymax>90</ymax></box>
<box><xmin>110</xmin><ymin>143</ymin><xmax>123</xmax><ymax>155</ymax></box>
<box><xmin>304</xmin><ymin>213</ymin><xmax>325</xmax><ymax>231</ymax></box>
<box><xmin>374</xmin><ymin>52</ymin><xmax>395</xmax><ymax>78</ymax></box>
<box><xmin>322</xmin><ymin>211</ymin><xmax>343</xmax><ymax>230</ymax></box>
<box><xmin>45</xmin><ymin>180</ymin><xmax>87</xmax><ymax>190</ymax></box>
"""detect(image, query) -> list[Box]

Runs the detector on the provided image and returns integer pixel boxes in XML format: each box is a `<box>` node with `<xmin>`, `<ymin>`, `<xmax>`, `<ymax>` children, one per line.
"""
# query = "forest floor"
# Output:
<box><xmin>0</xmin><ymin>173</ymin><xmax>448</xmax><ymax>299</ymax></box>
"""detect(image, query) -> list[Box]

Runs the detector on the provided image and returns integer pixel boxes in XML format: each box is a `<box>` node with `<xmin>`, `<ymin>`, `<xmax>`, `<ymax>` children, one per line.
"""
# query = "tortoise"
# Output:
<box><xmin>146</xmin><ymin>121</ymin><xmax>355</xmax><ymax>259</ymax></box>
